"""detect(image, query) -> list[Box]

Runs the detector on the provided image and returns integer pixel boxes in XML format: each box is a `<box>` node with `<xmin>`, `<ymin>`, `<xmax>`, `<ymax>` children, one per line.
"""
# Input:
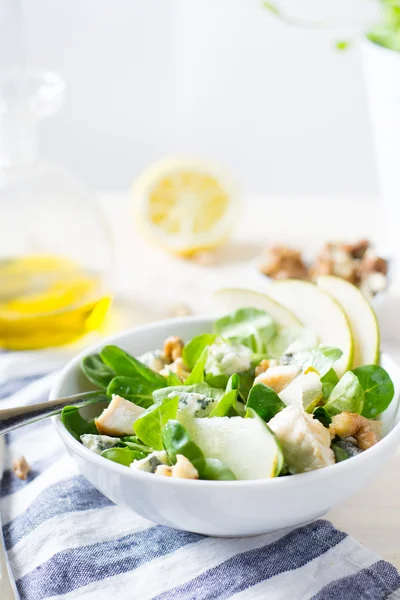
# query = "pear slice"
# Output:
<box><xmin>184</xmin><ymin>412</ymin><xmax>283</xmax><ymax>480</ymax></box>
<box><xmin>264</xmin><ymin>280</ymin><xmax>353</xmax><ymax>377</ymax></box>
<box><xmin>213</xmin><ymin>288</ymin><xmax>301</xmax><ymax>328</ymax></box>
<box><xmin>317</xmin><ymin>275</ymin><xmax>379</xmax><ymax>367</ymax></box>
<box><xmin>279</xmin><ymin>371</ymin><xmax>323</xmax><ymax>413</ymax></box>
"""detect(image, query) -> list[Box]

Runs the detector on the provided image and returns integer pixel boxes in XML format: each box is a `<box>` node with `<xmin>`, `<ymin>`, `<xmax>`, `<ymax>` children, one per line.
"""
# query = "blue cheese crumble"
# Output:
<box><xmin>80</xmin><ymin>434</ymin><xmax>120</xmax><ymax>455</ymax></box>
<box><xmin>131</xmin><ymin>450</ymin><xmax>169</xmax><ymax>473</ymax></box>
<box><xmin>137</xmin><ymin>350</ymin><xmax>167</xmax><ymax>372</ymax></box>
<box><xmin>205</xmin><ymin>341</ymin><xmax>252</xmax><ymax>377</ymax></box>
<box><xmin>169</xmin><ymin>391</ymin><xmax>217</xmax><ymax>417</ymax></box>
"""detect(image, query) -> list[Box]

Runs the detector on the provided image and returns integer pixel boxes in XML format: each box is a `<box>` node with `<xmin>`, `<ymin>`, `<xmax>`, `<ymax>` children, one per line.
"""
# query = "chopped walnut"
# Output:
<box><xmin>12</xmin><ymin>456</ymin><xmax>30</xmax><ymax>481</ymax></box>
<box><xmin>310</xmin><ymin>243</ymin><xmax>358</xmax><ymax>284</ymax></box>
<box><xmin>342</xmin><ymin>239</ymin><xmax>369</xmax><ymax>259</ymax></box>
<box><xmin>259</xmin><ymin>246</ymin><xmax>307</xmax><ymax>280</ymax></box>
<box><xmin>329</xmin><ymin>412</ymin><xmax>382</xmax><ymax>450</ymax></box>
<box><xmin>163</xmin><ymin>335</ymin><xmax>184</xmax><ymax>363</ymax></box>
<box><xmin>359</xmin><ymin>251</ymin><xmax>388</xmax><ymax>276</ymax></box>
<box><xmin>255</xmin><ymin>358</ymin><xmax>278</xmax><ymax>377</ymax></box>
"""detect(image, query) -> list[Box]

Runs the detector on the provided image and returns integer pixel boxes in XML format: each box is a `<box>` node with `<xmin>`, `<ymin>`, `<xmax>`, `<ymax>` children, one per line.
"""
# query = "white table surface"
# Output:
<box><xmin>99</xmin><ymin>192</ymin><xmax>400</xmax><ymax>568</ymax></box>
<box><xmin>1</xmin><ymin>193</ymin><xmax>398</xmax><ymax>599</ymax></box>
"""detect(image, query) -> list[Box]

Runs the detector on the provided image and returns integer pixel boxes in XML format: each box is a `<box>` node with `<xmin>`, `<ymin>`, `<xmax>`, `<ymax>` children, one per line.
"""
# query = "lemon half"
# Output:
<box><xmin>132</xmin><ymin>157</ymin><xmax>240</xmax><ymax>256</ymax></box>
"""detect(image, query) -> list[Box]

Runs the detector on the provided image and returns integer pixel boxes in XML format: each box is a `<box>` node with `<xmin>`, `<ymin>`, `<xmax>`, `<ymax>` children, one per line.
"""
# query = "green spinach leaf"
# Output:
<box><xmin>184</xmin><ymin>347</ymin><xmax>208</xmax><ymax>385</ymax></box>
<box><xmin>101</xmin><ymin>447</ymin><xmax>145</xmax><ymax>465</ymax></box>
<box><xmin>331</xmin><ymin>443</ymin><xmax>349</xmax><ymax>463</ymax></box>
<box><xmin>352</xmin><ymin>365</ymin><xmax>395</xmax><ymax>419</ymax></box>
<box><xmin>199</xmin><ymin>458</ymin><xmax>237</xmax><ymax>480</ymax></box>
<box><xmin>246</xmin><ymin>382</ymin><xmax>285</xmax><ymax>422</ymax></box>
<box><xmin>61</xmin><ymin>405</ymin><xmax>98</xmax><ymax>441</ymax></box>
<box><xmin>81</xmin><ymin>354</ymin><xmax>116</xmax><ymax>389</ymax></box>
<box><xmin>107</xmin><ymin>375</ymin><xmax>157</xmax><ymax>408</ymax></box>
<box><xmin>213</xmin><ymin>307</ymin><xmax>277</xmax><ymax>353</ymax></box>
<box><xmin>134</xmin><ymin>395</ymin><xmax>179</xmax><ymax>450</ymax></box>
<box><xmin>313</xmin><ymin>406</ymin><xmax>332</xmax><ymax>428</ymax></box>
<box><xmin>182</xmin><ymin>333</ymin><xmax>216</xmax><ymax>369</ymax></box>
<box><xmin>167</xmin><ymin>371</ymin><xmax>182</xmax><ymax>386</ymax></box>
<box><xmin>100</xmin><ymin>345</ymin><xmax>166</xmax><ymax>387</ymax></box>
<box><xmin>321</xmin><ymin>368</ymin><xmax>339</xmax><ymax>400</ymax></box>
<box><xmin>324</xmin><ymin>372</ymin><xmax>364</xmax><ymax>416</ymax></box>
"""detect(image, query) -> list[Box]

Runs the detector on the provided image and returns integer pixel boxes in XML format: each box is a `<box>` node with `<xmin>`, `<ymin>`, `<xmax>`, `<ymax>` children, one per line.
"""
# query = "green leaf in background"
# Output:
<box><xmin>321</xmin><ymin>368</ymin><xmax>339</xmax><ymax>400</ymax></box>
<box><xmin>352</xmin><ymin>365</ymin><xmax>395</xmax><ymax>419</ymax></box>
<box><xmin>101</xmin><ymin>447</ymin><xmax>145</xmax><ymax>466</ymax></box>
<box><xmin>182</xmin><ymin>334</ymin><xmax>216</xmax><ymax>369</ymax></box>
<box><xmin>246</xmin><ymin>382</ymin><xmax>285</xmax><ymax>422</ymax></box>
<box><xmin>209</xmin><ymin>374</ymin><xmax>245</xmax><ymax>417</ymax></box>
<box><xmin>367</xmin><ymin>0</ymin><xmax>400</xmax><ymax>52</ymax></box>
<box><xmin>184</xmin><ymin>347</ymin><xmax>208</xmax><ymax>385</ymax></box>
<box><xmin>100</xmin><ymin>345</ymin><xmax>166</xmax><ymax>387</ymax></box>
<box><xmin>263</xmin><ymin>1</ymin><xmax>280</xmax><ymax>16</ymax></box>
<box><xmin>213</xmin><ymin>307</ymin><xmax>277</xmax><ymax>354</ymax></box>
<box><xmin>61</xmin><ymin>405</ymin><xmax>98</xmax><ymax>441</ymax></box>
<box><xmin>107</xmin><ymin>375</ymin><xmax>157</xmax><ymax>409</ymax></box>
<box><xmin>313</xmin><ymin>406</ymin><xmax>332</xmax><ymax>428</ymax></box>
<box><xmin>335</xmin><ymin>40</ymin><xmax>350</xmax><ymax>51</ymax></box>
<box><xmin>324</xmin><ymin>372</ymin><xmax>364</xmax><ymax>417</ymax></box>
<box><xmin>81</xmin><ymin>354</ymin><xmax>116</xmax><ymax>389</ymax></box>
<box><xmin>134</xmin><ymin>395</ymin><xmax>179</xmax><ymax>450</ymax></box>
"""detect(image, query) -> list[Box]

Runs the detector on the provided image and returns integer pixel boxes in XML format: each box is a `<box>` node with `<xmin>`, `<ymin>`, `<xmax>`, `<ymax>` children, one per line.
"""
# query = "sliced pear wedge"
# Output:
<box><xmin>279</xmin><ymin>371</ymin><xmax>323</xmax><ymax>413</ymax></box>
<box><xmin>213</xmin><ymin>288</ymin><xmax>301</xmax><ymax>328</ymax></box>
<box><xmin>264</xmin><ymin>280</ymin><xmax>353</xmax><ymax>377</ymax></box>
<box><xmin>185</xmin><ymin>412</ymin><xmax>283</xmax><ymax>480</ymax></box>
<box><xmin>317</xmin><ymin>275</ymin><xmax>379</xmax><ymax>368</ymax></box>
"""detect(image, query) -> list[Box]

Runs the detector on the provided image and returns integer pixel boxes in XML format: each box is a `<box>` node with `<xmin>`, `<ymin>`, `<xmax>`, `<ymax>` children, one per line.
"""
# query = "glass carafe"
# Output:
<box><xmin>0</xmin><ymin>70</ymin><xmax>113</xmax><ymax>350</ymax></box>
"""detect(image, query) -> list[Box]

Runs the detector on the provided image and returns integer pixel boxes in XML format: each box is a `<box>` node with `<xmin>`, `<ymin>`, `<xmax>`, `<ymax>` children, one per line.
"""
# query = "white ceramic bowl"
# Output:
<box><xmin>51</xmin><ymin>316</ymin><xmax>400</xmax><ymax>537</ymax></box>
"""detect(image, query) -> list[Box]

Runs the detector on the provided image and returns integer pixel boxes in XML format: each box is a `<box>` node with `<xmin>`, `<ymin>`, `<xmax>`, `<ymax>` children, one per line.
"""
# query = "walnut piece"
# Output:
<box><xmin>160</xmin><ymin>357</ymin><xmax>190</xmax><ymax>382</ymax></box>
<box><xmin>12</xmin><ymin>456</ymin><xmax>30</xmax><ymax>481</ymax></box>
<box><xmin>163</xmin><ymin>336</ymin><xmax>184</xmax><ymax>363</ymax></box>
<box><xmin>329</xmin><ymin>412</ymin><xmax>382</xmax><ymax>450</ymax></box>
<box><xmin>259</xmin><ymin>245</ymin><xmax>307</xmax><ymax>280</ymax></box>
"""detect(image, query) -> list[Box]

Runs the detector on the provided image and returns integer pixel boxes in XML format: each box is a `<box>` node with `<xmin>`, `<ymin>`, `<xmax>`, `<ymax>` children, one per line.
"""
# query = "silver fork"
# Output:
<box><xmin>0</xmin><ymin>391</ymin><xmax>107</xmax><ymax>435</ymax></box>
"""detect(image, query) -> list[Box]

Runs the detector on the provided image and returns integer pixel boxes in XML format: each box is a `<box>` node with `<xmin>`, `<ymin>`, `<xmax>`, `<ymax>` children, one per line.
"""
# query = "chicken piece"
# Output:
<box><xmin>259</xmin><ymin>245</ymin><xmax>308</xmax><ymax>280</ymax></box>
<box><xmin>95</xmin><ymin>395</ymin><xmax>145</xmax><ymax>436</ymax></box>
<box><xmin>255</xmin><ymin>358</ymin><xmax>278</xmax><ymax>377</ymax></box>
<box><xmin>155</xmin><ymin>454</ymin><xmax>199</xmax><ymax>479</ymax></box>
<box><xmin>329</xmin><ymin>412</ymin><xmax>382</xmax><ymax>450</ymax></box>
<box><xmin>12</xmin><ymin>456</ymin><xmax>30</xmax><ymax>481</ymax></box>
<box><xmin>268</xmin><ymin>406</ymin><xmax>335</xmax><ymax>474</ymax></box>
<box><xmin>255</xmin><ymin>365</ymin><xmax>300</xmax><ymax>393</ymax></box>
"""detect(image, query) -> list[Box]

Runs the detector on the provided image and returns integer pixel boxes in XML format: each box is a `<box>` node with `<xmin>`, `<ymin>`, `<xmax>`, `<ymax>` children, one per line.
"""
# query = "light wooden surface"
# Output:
<box><xmin>100</xmin><ymin>192</ymin><xmax>400</xmax><ymax>567</ymax></box>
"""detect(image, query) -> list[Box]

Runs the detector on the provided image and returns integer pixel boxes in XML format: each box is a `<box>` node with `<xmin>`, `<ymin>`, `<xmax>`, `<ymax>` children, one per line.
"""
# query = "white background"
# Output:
<box><xmin>22</xmin><ymin>0</ymin><xmax>379</xmax><ymax>195</ymax></box>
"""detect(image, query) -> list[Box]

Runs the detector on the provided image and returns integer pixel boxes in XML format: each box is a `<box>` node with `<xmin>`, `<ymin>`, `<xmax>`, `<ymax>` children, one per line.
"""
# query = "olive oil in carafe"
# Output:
<box><xmin>0</xmin><ymin>255</ymin><xmax>111</xmax><ymax>350</ymax></box>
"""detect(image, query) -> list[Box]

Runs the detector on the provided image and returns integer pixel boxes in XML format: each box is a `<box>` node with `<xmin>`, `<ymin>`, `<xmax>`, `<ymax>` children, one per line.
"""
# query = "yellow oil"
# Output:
<box><xmin>0</xmin><ymin>255</ymin><xmax>112</xmax><ymax>350</ymax></box>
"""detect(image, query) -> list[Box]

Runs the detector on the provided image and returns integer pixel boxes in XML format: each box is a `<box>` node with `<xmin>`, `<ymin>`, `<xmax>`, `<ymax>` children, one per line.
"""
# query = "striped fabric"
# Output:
<box><xmin>1</xmin><ymin>351</ymin><xmax>400</xmax><ymax>600</ymax></box>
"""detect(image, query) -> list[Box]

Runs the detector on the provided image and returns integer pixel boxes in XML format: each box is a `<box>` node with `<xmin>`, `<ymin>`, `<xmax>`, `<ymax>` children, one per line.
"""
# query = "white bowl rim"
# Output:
<box><xmin>51</xmin><ymin>314</ymin><xmax>400</xmax><ymax>489</ymax></box>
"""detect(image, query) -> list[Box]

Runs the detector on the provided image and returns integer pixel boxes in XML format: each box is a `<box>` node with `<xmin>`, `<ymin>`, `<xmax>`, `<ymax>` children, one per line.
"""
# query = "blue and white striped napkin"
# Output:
<box><xmin>1</xmin><ymin>349</ymin><xmax>400</xmax><ymax>600</ymax></box>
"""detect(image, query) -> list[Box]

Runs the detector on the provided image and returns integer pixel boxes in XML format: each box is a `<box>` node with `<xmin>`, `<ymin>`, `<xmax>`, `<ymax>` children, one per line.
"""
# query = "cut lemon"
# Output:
<box><xmin>131</xmin><ymin>157</ymin><xmax>240</xmax><ymax>256</ymax></box>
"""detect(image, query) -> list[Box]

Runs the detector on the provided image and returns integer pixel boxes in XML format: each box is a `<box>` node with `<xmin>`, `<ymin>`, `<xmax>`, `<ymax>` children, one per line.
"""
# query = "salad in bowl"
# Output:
<box><xmin>61</xmin><ymin>283</ymin><xmax>396</xmax><ymax>484</ymax></box>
